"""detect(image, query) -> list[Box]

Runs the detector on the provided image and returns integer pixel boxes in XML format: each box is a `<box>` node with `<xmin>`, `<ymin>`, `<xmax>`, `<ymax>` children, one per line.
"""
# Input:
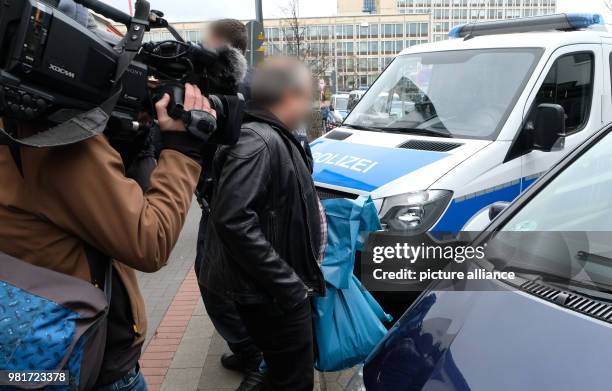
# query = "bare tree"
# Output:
<box><xmin>277</xmin><ymin>0</ymin><xmax>335</xmax><ymax>139</ymax></box>
<box><xmin>278</xmin><ymin>0</ymin><xmax>333</xmax><ymax>81</ymax></box>
<box><xmin>604</xmin><ymin>0</ymin><xmax>612</xmax><ymax>13</ymax></box>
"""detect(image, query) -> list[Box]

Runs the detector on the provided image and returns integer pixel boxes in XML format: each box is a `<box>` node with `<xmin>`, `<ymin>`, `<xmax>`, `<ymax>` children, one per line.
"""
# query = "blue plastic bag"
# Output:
<box><xmin>314</xmin><ymin>196</ymin><xmax>392</xmax><ymax>372</ymax></box>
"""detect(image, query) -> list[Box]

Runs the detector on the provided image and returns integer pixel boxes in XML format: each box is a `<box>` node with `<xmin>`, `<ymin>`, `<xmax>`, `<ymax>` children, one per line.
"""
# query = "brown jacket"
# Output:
<box><xmin>0</xmin><ymin>134</ymin><xmax>201</xmax><ymax>346</ymax></box>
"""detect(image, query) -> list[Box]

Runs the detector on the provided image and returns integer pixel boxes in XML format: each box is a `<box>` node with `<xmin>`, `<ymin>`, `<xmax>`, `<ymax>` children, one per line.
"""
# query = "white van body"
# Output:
<box><xmin>311</xmin><ymin>24</ymin><xmax>612</xmax><ymax>234</ymax></box>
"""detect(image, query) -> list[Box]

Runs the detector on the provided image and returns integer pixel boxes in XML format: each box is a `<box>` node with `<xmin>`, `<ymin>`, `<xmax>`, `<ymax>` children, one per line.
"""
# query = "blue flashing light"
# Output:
<box><xmin>448</xmin><ymin>13</ymin><xmax>604</xmax><ymax>39</ymax></box>
<box><xmin>448</xmin><ymin>24</ymin><xmax>466</xmax><ymax>38</ymax></box>
<box><xmin>566</xmin><ymin>13</ymin><xmax>603</xmax><ymax>29</ymax></box>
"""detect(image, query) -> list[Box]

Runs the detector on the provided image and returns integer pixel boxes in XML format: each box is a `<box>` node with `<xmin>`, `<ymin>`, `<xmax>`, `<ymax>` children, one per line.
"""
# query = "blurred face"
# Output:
<box><xmin>279</xmin><ymin>76</ymin><xmax>314</xmax><ymax>130</ymax></box>
<box><xmin>205</xmin><ymin>31</ymin><xmax>228</xmax><ymax>50</ymax></box>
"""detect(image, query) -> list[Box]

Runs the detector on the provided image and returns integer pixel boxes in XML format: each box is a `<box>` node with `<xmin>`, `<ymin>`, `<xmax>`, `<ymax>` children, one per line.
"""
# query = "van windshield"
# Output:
<box><xmin>344</xmin><ymin>48</ymin><xmax>542</xmax><ymax>140</ymax></box>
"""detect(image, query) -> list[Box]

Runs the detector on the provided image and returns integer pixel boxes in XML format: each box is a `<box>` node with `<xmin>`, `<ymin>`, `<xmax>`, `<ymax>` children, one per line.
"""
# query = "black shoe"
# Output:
<box><xmin>221</xmin><ymin>353</ymin><xmax>244</xmax><ymax>372</ymax></box>
<box><xmin>235</xmin><ymin>371</ymin><xmax>265</xmax><ymax>391</ymax></box>
<box><xmin>221</xmin><ymin>346</ymin><xmax>263</xmax><ymax>373</ymax></box>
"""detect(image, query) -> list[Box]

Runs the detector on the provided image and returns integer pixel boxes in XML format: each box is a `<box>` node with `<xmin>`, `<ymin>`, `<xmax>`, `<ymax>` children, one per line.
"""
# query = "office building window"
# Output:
<box><xmin>359</xmin><ymin>41</ymin><xmax>368</xmax><ymax>55</ymax></box>
<box><xmin>383</xmin><ymin>40</ymin><xmax>395</xmax><ymax>54</ymax></box>
<box><xmin>369</xmin><ymin>41</ymin><xmax>379</xmax><ymax>55</ymax></box>
<box><xmin>370</xmin><ymin>24</ymin><xmax>379</xmax><ymax>38</ymax></box>
<box><xmin>363</xmin><ymin>0</ymin><xmax>376</xmax><ymax>13</ymax></box>
<box><xmin>383</xmin><ymin>24</ymin><xmax>394</xmax><ymax>38</ymax></box>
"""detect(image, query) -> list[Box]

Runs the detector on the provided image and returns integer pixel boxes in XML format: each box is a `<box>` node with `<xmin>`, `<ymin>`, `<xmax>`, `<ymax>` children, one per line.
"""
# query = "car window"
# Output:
<box><xmin>482</xmin><ymin>130</ymin><xmax>612</xmax><ymax>291</ymax></box>
<box><xmin>531</xmin><ymin>52</ymin><xmax>594</xmax><ymax>133</ymax></box>
<box><xmin>503</xmin><ymin>131</ymin><xmax>612</xmax><ymax>232</ymax></box>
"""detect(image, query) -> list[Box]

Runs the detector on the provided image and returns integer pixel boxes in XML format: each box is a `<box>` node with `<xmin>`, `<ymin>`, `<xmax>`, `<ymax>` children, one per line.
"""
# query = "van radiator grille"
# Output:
<box><xmin>325</xmin><ymin>130</ymin><xmax>352</xmax><ymax>140</ymax></box>
<box><xmin>522</xmin><ymin>280</ymin><xmax>612</xmax><ymax>323</ymax></box>
<box><xmin>316</xmin><ymin>187</ymin><xmax>359</xmax><ymax>200</ymax></box>
<box><xmin>398</xmin><ymin>139</ymin><xmax>463</xmax><ymax>152</ymax></box>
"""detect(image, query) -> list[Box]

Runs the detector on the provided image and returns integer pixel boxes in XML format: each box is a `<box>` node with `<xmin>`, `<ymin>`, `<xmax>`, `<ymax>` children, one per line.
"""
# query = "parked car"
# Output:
<box><xmin>331</xmin><ymin>93</ymin><xmax>350</xmax><ymax>121</ymax></box>
<box><xmin>349</xmin><ymin>118</ymin><xmax>612</xmax><ymax>390</ymax></box>
<box><xmin>347</xmin><ymin>90</ymin><xmax>366</xmax><ymax>113</ymax></box>
<box><xmin>311</xmin><ymin>13</ymin><xmax>608</xmax><ymax>314</ymax></box>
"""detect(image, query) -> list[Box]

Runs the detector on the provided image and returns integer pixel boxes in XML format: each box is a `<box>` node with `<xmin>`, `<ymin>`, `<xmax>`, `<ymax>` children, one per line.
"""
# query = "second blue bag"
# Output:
<box><xmin>314</xmin><ymin>196</ymin><xmax>392</xmax><ymax>372</ymax></box>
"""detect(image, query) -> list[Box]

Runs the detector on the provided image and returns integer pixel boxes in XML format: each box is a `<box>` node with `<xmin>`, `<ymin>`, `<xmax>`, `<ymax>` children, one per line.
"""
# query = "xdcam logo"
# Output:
<box><xmin>48</xmin><ymin>63</ymin><xmax>75</xmax><ymax>79</ymax></box>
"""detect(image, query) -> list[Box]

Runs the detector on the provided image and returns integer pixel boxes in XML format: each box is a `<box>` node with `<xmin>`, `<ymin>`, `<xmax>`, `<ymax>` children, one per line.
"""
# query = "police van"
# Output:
<box><xmin>312</xmin><ymin>13</ymin><xmax>611</xmax><ymax>235</ymax></box>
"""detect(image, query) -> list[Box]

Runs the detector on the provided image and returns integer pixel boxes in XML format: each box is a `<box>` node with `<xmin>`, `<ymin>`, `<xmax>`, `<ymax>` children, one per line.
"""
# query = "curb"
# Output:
<box><xmin>139</xmin><ymin>271</ymin><xmax>200</xmax><ymax>390</ymax></box>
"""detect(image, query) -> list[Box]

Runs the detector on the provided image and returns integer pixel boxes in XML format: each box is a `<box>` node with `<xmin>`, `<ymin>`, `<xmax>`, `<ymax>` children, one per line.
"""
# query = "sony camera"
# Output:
<box><xmin>0</xmin><ymin>0</ymin><xmax>246</xmax><ymax>147</ymax></box>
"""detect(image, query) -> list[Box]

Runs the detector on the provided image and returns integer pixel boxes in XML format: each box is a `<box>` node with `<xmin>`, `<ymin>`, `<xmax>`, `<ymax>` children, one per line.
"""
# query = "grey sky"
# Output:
<box><xmin>100</xmin><ymin>0</ymin><xmax>612</xmax><ymax>23</ymax></box>
<box><xmin>101</xmin><ymin>0</ymin><xmax>336</xmax><ymax>21</ymax></box>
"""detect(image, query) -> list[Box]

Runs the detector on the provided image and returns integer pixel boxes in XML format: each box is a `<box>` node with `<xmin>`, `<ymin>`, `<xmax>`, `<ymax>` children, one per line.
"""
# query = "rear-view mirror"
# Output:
<box><xmin>532</xmin><ymin>103</ymin><xmax>565</xmax><ymax>152</ymax></box>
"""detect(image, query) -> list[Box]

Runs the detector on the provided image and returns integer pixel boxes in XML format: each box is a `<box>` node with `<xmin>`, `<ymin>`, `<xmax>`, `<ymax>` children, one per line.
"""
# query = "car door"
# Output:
<box><xmin>521</xmin><ymin>44</ymin><xmax>602</xmax><ymax>192</ymax></box>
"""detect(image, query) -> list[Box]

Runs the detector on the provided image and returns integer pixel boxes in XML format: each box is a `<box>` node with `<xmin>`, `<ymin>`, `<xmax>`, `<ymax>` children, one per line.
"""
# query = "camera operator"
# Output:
<box><xmin>194</xmin><ymin>18</ymin><xmax>264</xmax><ymax>391</ymax></box>
<box><xmin>0</xmin><ymin>83</ymin><xmax>215</xmax><ymax>391</ymax></box>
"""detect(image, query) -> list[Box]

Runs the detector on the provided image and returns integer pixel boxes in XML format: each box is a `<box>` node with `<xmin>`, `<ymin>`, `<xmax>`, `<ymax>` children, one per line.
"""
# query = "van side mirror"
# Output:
<box><xmin>531</xmin><ymin>103</ymin><xmax>565</xmax><ymax>152</ymax></box>
<box><xmin>489</xmin><ymin>203</ymin><xmax>507</xmax><ymax>221</ymax></box>
<box><xmin>462</xmin><ymin>202</ymin><xmax>510</xmax><ymax>231</ymax></box>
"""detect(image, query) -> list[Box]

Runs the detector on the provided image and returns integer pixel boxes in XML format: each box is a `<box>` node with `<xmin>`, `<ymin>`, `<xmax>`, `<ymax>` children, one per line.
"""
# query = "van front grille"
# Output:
<box><xmin>325</xmin><ymin>130</ymin><xmax>352</xmax><ymax>140</ymax></box>
<box><xmin>316</xmin><ymin>187</ymin><xmax>360</xmax><ymax>200</ymax></box>
<box><xmin>398</xmin><ymin>139</ymin><xmax>463</xmax><ymax>152</ymax></box>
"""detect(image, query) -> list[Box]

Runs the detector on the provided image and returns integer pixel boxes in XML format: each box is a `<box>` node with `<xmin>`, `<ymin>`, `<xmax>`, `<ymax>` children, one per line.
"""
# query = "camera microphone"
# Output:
<box><xmin>191</xmin><ymin>45</ymin><xmax>247</xmax><ymax>95</ymax></box>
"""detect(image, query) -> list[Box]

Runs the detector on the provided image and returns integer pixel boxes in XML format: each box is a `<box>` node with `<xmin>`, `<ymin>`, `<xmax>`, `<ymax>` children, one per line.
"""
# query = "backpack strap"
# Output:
<box><xmin>84</xmin><ymin>243</ymin><xmax>112</xmax><ymax>306</ymax></box>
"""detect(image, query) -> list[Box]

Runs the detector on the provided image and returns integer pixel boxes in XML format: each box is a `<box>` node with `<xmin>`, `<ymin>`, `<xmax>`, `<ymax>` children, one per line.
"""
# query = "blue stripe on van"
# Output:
<box><xmin>434</xmin><ymin>181</ymin><xmax>522</xmax><ymax>232</ymax></box>
<box><xmin>433</xmin><ymin>173</ymin><xmax>544</xmax><ymax>232</ymax></box>
<box><xmin>311</xmin><ymin>139</ymin><xmax>448</xmax><ymax>192</ymax></box>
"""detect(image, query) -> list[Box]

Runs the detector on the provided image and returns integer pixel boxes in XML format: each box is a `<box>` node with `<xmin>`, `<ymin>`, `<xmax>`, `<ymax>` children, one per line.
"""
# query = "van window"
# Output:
<box><xmin>532</xmin><ymin>52</ymin><xmax>594</xmax><ymax>133</ymax></box>
<box><xmin>343</xmin><ymin>48</ymin><xmax>542</xmax><ymax>140</ymax></box>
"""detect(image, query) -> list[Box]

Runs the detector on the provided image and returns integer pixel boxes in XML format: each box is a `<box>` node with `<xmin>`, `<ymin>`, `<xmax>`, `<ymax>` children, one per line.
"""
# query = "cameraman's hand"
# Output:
<box><xmin>155</xmin><ymin>83</ymin><xmax>216</xmax><ymax>132</ymax></box>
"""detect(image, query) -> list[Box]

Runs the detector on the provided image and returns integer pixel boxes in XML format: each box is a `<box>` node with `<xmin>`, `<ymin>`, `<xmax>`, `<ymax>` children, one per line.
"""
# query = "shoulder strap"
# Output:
<box><xmin>84</xmin><ymin>243</ymin><xmax>113</xmax><ymax>305</ymax></box>
<box><xmin>0</xmin><ymin>1</ymin><xmax>150</xmax><ymax>149</ymax></box>
<box><xmin>0</xmin><ymin>88</ymin><xmax>122</xmax><ymax>148</ymax></box>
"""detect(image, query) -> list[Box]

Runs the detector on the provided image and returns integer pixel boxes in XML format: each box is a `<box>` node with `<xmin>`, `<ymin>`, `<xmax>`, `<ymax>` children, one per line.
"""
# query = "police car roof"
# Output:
<box><xmin>399</xmin><ymin>29</ymin><xmax>612</xmax><ymax>55</ymax></box>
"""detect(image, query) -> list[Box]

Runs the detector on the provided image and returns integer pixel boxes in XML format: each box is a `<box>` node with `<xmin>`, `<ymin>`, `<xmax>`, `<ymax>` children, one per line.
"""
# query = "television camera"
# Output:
<box><xmin>0</xmin><ymin>0</ymin><xmax>246</xmax><ymax>148</ymax></box>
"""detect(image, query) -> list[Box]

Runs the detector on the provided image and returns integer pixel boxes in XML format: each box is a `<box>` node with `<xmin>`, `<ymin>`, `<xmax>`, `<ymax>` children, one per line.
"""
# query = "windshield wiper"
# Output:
<box><xmin>576</xmin><ymin>251</ymin><xmax>612</xmax><ymax>266</ymax></box>
<box><xmin>383</xmin><ymin>127</ymin><xmax>453</xmax><ymax>138</ymax></box>
<box><xmin>500</xmin><ymin>265</ymin><xmax>612</xmax><ymax>300</ymax></box>
<box><xmin>343</xmin><ymin>124</ymin><xmax>384</xmax><ymax>132</ymax></box>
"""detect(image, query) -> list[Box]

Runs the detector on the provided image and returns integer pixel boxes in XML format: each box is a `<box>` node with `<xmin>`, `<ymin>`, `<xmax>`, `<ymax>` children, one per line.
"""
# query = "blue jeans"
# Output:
<box><xmin>95</xmin><ymin>367</ymin><xmax>147</xmax><ymax>391</ymax></box>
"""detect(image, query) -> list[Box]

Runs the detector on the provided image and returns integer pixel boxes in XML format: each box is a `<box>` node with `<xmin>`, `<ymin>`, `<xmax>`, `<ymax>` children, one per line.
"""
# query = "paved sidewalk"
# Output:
<box><xmin>136</xmin><ymin>202</ymin><xmax>356</xmax><ymax>391</ymax></box>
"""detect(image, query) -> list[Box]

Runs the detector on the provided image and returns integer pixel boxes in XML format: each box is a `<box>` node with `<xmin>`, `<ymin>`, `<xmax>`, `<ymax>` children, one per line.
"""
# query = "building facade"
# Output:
<box><xmin>338</xmin><ymin>0</ymin><xmax>557</xmax><ymax>42</ymax></box>
<box><xmin>130</xmin><ymin>0</ymin><xmax>556</xmax><ymax>91</ymax></box>
<box><xmin>138</xmin><ymin>14</ymin><xmax>430</xmax><ymax>93</ymax></box>
<box><xmin>262</xmin><ymin>14</ymin><xmax>430</xmax><ymax>91</ymax></box>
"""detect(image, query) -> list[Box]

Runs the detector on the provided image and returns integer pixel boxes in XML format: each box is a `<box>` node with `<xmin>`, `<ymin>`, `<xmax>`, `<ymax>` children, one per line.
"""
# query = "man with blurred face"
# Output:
<box><xmin>205</xmin><ymin>19</ymin><xmax>252</xmax><ymax>98</ymax></box>
<box><xmin>195</xmin><ymin>18</ymin><xmax>264</xmax><ymax>391</ymax></box>
<box><xmin>206</xmin><ymin>58</ymin><xmax>326</xmax><ymax>390</ymax></box>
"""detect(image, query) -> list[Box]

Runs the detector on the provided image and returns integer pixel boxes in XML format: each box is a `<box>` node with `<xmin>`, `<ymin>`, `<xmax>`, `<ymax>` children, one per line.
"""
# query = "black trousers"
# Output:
<box><xmin>236</xmin><ymin>300</ymin><xmax>314</xmax><ymax>391</ymax></box>
<box><xmin>194</xmin><ymin>213</ymin><xmax>255</xmax><ymax>353</ymax></box>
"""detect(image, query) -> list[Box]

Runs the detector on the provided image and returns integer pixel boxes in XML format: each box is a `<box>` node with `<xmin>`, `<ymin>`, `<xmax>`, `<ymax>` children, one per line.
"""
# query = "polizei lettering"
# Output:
<box><xmin>312</xmin><ymin>152</ymin><xmax>379</xmax><ymax>173</ymax></box>
<box><xmin>48</xmin><ymin>63</ymin><xmax>75</xmax><ymax>79</ymax></box>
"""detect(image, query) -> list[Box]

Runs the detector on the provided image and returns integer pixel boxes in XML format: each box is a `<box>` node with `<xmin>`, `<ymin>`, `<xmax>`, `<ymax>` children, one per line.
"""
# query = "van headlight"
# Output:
<box><xmin>380</xmin><ymin>190</ymin><xmax>453</xmax><ymax>234</ymax></box>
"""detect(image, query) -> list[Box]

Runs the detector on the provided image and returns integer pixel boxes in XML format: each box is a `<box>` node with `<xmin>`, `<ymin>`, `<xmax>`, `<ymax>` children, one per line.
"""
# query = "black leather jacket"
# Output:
<box><xmin>203</xmin><ymin>108</ymin><xmax>325</xmax><ymax>310</ymax></box>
